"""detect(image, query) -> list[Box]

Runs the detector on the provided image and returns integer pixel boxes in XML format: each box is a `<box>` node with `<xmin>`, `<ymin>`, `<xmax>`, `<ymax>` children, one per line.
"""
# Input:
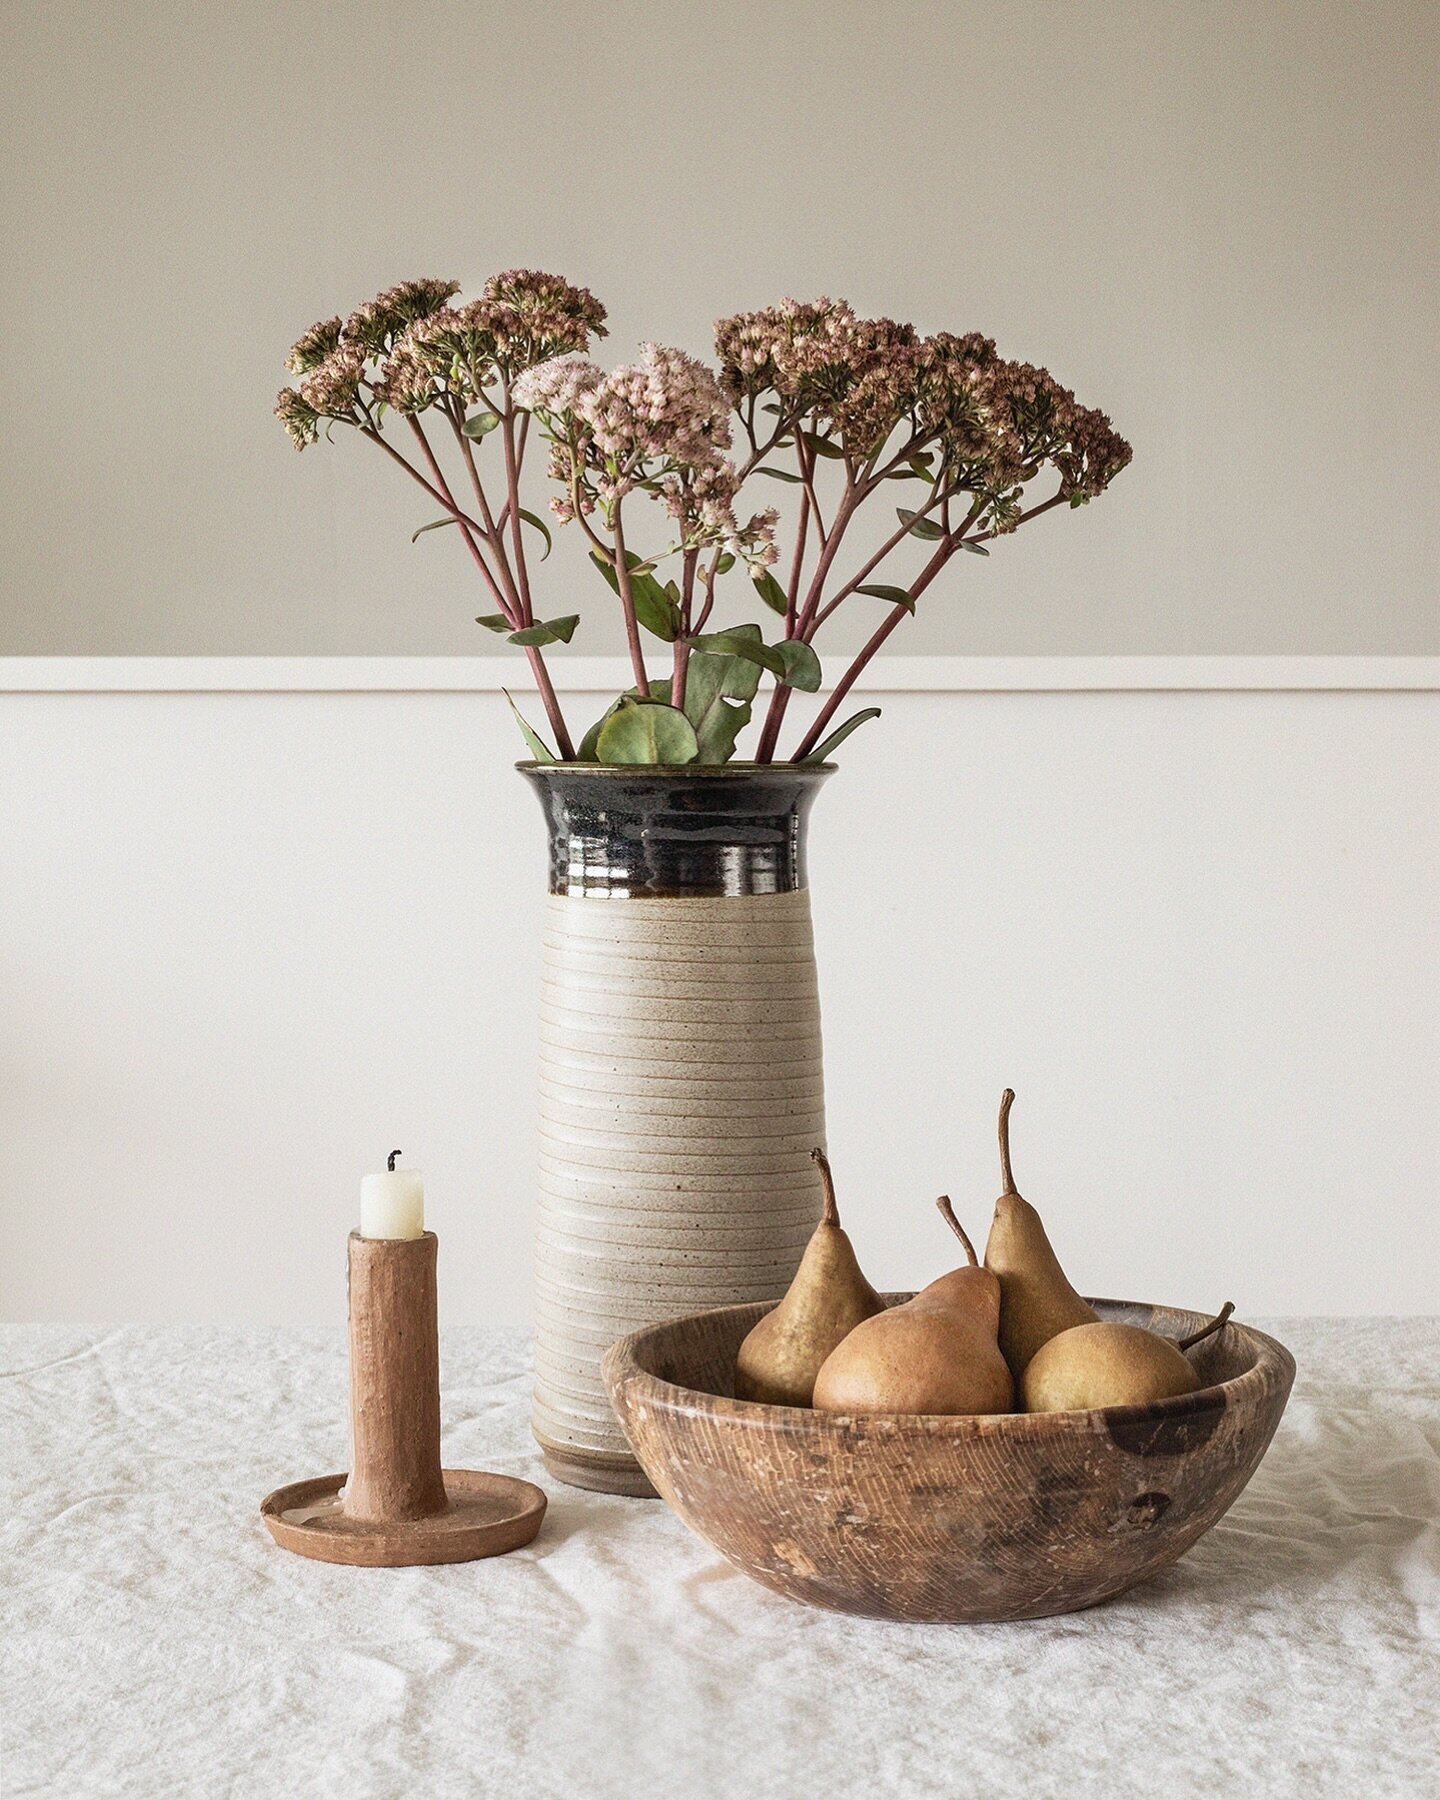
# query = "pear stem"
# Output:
<box><xmin>998</xmin><ymin>1088</ymin><xmax>1018</xmax><ymax>1195</ymax></box>
<box><xmin>810</xmin><ymin>1147</ymin><xmax>840</xmax><ymax>1228</ymax></box>
<box><xmin>935</xmin><ymin>1195</ymin><xmax>978</xmax><ymax>1267</ymax></box>
<box><xmin>1178</xmin><ymin>1301</ymin><xmax>1235</xmax><ymax>1353</ymax></box>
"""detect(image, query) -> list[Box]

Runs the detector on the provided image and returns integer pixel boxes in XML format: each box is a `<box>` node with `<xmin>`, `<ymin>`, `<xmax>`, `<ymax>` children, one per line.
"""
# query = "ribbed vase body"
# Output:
<box><xmin>521</xmin><ymin>764</ymin><xmax>832</xmax><ymax>1495</ymax></box>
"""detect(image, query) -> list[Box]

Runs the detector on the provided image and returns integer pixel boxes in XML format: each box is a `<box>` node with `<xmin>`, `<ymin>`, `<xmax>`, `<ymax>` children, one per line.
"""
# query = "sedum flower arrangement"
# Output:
<box><xmin>277</xmin><ymin>271</ymin><xmax>1131</xmax><ymax>764</ymax></box>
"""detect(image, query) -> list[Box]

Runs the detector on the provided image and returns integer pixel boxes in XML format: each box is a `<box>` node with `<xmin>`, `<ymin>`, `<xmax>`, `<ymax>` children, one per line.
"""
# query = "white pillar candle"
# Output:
<box><xmin>360</xmin><ymin>1150</ymin><xmax>425</xmax><ymax>1240</ymax></box>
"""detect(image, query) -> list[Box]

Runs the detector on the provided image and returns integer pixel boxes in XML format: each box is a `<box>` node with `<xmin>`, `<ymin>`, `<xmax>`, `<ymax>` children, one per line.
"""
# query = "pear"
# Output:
<box><xmin>734</xmin><ymin>1148</ymin><xmax>883</xmax><ymax>1406</ymax></box>
<box><xmin>1022</xmin><ymin>1304</ymin><xmax>1235</xmax><ymax>1413</ymax></box>
<box><xmin>983</xmin><ymin>1089</ymin><xmax>1098</xmax><ymax>1377</ymax></box>
<box><xmin>811</xmin><ymin>1198</ymin><xmax>1013</xmax><ymax>1416</ymax></box>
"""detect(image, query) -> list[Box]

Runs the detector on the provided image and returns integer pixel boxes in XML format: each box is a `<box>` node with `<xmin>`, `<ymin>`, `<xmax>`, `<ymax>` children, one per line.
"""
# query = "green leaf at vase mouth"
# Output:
<box><xmin>689</xmin><ymin>624</ymin><xmax>786</xmax><ymax>679</ymax></box>
<box><xmin>507</xmin><ymin>613</ymin><xmax>579</xmax><ymax>646</ymax></box>
<box><xmin>595</xmin><ymin>697</ymin><xmax>699</xmax><ymax>765</ymax></box>
<box><xmin>856</xmin><ymin>583</ymin><xmax>917</xmax><ymax>613</ymax></box>
<box><xmin>461</xmin><ymin>411</ymin><xmax>500</xmax><ymax>439</ymax></box>
<box><xmin>897</xmin><ymin>507</ymin><xmax>946</xmax><ymax>541</ymax></box>
<box><xmin>752</xmin><ymin>569</ymin><xmax>789</xmax><ymax>616</ymax></box>
<box><xmin>503</xmin><ymin>689</ymin><xmax>556</xmax><ymax>761</ymax></box>
<box><xmin>412</xmin><ymin>516</ymin><xmax>459</xmax><ymax>542</ymax></box>
<box><xmin>517</xmin><ymin>507</ymin><xmax>554</xmax><ymax>560</ymax></box>
<box><xmin>773</xmin><ymin>639</ymin><xmax>822</xmax><ymax>692</ymax></box>
<box><xmin>671</xmin><ymin>654</ymin><xmax>755</xmax><ymax>761</ymax></box>
<box><xmin>800</xmin><ymin>706</ymin><xmax>881</xmax><ymax>763</ymax></box>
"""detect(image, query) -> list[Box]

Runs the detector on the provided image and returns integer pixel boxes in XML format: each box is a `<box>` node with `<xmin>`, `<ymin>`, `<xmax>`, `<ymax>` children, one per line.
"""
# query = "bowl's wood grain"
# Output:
<box><xmin>603</xmin><ymin>1296</ymin><xmax>1294</xmax><ymax>1622</ymax></box>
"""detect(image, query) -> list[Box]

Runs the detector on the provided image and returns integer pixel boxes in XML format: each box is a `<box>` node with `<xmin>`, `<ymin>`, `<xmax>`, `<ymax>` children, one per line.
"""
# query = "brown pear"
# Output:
<box><xmin>983</xmin><ymin>1089</ymin><xmax>1097</xmax><ymax>1377</ymax></box>
<box><xmin>1022</xmin><ymin>1304</ymin><xmax>1235</xmax><ymax>1412</ymax></box>
<box><xmin>811</xmin><ymin>1199</ymin><xmax>1013</xmax><ymax>1416</ymax></box>
<box><xmin>734</xmin><ymin>1148</ymin><xmax>883</xmax><ymax>1406</ymax></box>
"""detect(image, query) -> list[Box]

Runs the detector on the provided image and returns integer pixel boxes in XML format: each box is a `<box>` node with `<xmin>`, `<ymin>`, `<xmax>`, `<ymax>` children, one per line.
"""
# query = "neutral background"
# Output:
<box><xmin>2</xmin><ymin>1</ymin><xmax>1437</xmax><ymax>1324</ymax></box>
<box><xmin>2</xmin><ymin>0</ymin><xmax>1437</xmax><ymax>656</ymax></box>
<box><xmin>3</xmin><ymin>673</ymin><xmax>1436</xmax><ymax>1323</ymax></box>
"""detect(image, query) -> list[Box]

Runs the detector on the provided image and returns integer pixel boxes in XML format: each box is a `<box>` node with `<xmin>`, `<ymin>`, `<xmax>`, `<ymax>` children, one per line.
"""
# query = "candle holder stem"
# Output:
<box><xmin>345</xmin><ymin>1233</ymin><xmax>448</xmax><ymax>1523</ymax></box>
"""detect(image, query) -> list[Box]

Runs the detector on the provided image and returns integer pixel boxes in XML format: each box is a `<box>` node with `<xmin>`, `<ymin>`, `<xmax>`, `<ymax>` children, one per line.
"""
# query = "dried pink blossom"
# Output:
<box><xmin>274</xmin><ymin>387</ymin><xmax>320</xmax><ymax>451</ymax></box>
<box><xmin>341</xmin><ymin>278</ymin><xmax>461</xmax><ymax>355</ymax></box>
<box><xmin>510</xmin><ymin>353</ymin><xmax>603</xmax><ymax>418</ymax></box>
<box><xmin>714</xmin><ymin>297</ymin><xmax>922</xmax><ymax>455</ymax></box>
<box><xmin>285</xmin><ymin>316</ymin><xmax>344</xmax><ymax>375</ymax></box>
<box><xmin>519</xmin><ymin>344</ymin><xmax>772</xmax><ymax>560</ymax></box>
<box><xmin>297</xmin><ymin>343</ymin><xmax>367</xmax><ymax>420</ymax></box>
<box><xmin>375</xmin><ymin>271</ymin><xmax>608</xmax><ymax>412</ymax></box>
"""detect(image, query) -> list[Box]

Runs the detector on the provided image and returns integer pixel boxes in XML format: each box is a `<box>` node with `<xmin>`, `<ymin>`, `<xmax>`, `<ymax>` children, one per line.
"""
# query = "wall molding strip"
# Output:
<box><xmin>1</xmin><ymin>655</ymin><xmax>1436</xmax><ymax>694</ymax></box>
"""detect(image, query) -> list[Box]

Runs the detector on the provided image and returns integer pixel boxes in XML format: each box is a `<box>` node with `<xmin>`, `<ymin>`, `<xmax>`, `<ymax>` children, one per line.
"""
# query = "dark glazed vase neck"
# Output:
<box><xmin>519</xmin><ymin>763</ymin><xmax>834</xmax><ymax>899</ymax></box>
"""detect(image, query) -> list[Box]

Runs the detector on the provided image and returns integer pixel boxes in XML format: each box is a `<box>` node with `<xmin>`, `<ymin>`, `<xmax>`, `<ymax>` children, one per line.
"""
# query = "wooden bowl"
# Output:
<box><xmin>603</xmin><ymin>1297</ymin><xmax>1294</xmax><ymax>1622</ymax></box>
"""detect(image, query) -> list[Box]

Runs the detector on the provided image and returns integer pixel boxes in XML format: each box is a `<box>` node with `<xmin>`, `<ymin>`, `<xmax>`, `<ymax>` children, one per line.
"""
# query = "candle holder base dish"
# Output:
<box><xmin>260</xmin><ymin>1469</ymin><xmax>546</xmax><ymax>1567</ymax></box>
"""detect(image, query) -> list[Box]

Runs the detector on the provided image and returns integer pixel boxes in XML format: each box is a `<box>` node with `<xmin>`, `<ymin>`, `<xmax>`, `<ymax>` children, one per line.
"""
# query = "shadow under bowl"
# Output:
<box><xmin>603</xmin><ymin>1296</ymin><xmax>1295</xmax><ymax>1623</ymax></box>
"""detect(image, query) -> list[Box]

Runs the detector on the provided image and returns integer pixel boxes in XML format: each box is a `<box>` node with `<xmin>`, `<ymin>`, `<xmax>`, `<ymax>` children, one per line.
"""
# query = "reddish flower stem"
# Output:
<box><xmin>610</xmin><ymin>508</ymin><xmax>652</xmax><ymax>696</ymax></box>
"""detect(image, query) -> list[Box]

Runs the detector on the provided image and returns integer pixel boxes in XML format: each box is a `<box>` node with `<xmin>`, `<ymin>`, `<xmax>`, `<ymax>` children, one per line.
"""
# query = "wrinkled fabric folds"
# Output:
<box><xmin>3</xmin><ymin>1319</ymin><xmax>1437</xmax><ymax>1798</ymax></box>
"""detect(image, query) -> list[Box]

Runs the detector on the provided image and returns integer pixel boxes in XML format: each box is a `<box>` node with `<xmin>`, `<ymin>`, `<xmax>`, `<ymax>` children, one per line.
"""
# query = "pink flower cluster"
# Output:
<box><xmin>715</xmin><ymin>297</ymin><xmax>921</xmax><ymax>455</ymax></box>
<box><xmin>276</xmin><ymin>277</ymin><xmax>459</xmax><ymax>447</ymax></box>
<box><xmin>375</xmin><ymin>270</ymin><xmax>607</xmax><ymax>414</ymax></box>
<box><xmin>340</xmin><ymin>279</ymin><xmax>461</xmax><ymax>355</ymax></box>
<box><xmin>714</xmin><ymin>296</ymin><xmax>1131</xmax><ymax>509</ymax></box>
<box><xmin>276</xmin><ymin>272</ymin><xmax>607</xmax><ymax>446</ymax></box>
<box><xmin>515</xmin><ymin>345</ymin><xmax>779</xmax><ymax>565</ymax></box>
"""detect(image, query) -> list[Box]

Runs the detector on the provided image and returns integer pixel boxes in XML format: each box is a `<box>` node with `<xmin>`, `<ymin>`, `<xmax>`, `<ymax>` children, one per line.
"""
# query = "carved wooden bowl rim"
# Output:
<box><xmin>603</xmin><ymin>1295</ymin><xmax>1296</xmax><ymax>1442</ymax></box>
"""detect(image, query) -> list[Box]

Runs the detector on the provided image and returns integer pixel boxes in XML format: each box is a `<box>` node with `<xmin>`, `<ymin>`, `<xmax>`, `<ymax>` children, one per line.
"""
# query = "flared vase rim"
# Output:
<box><xmin>515</xmin><ymin>760</ymin><xmax>836</xmax><ymax>780</ymax></box>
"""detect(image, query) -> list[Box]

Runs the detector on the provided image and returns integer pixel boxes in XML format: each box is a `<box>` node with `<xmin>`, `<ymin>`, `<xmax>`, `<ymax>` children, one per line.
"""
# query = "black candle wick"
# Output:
<box><xmin>387</xmin><ymin>1149</ymin><xmax>402</xmax><ymax>1172</ymax></box>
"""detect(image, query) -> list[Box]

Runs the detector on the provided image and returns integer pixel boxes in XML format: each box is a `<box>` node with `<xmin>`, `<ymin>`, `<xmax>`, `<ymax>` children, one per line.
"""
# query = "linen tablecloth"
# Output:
<box><xmin>4</xmin><ymin>1319</ymin><xmax>1437</xmax><ymax>1798</ymax></box>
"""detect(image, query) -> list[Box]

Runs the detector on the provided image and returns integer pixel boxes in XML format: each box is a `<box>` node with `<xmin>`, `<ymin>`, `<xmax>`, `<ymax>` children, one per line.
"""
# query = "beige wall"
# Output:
<box><xmin>2</xmin><ymin>0</ymin><xmax>1436</xmax><ymax>657</ymax></box>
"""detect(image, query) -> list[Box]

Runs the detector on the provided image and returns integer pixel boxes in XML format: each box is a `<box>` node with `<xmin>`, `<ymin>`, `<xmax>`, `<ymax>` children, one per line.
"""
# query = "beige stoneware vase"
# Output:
<box><xmin>521</xmin><ymin>762</ymin><xmax>833</xmax><ymax>1495</ymax></box>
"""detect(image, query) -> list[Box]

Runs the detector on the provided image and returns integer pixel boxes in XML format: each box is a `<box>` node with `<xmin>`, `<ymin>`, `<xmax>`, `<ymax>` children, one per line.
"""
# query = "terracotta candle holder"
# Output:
<box><xmin>261</xmin><ymin>1231</ymin><xmax>546</xmax><ymax>1566</ymax></box>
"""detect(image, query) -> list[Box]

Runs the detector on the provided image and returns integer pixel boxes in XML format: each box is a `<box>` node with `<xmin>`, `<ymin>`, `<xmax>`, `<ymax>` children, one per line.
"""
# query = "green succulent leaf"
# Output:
<box><xmin>630</xmin><ymin>578</ymin><xmax>680</xmax><ymax>641</ymax></box>
<box><xmin>800</xmin><ymin>707</ymin><xmax>882</xmax><ymax>763</ymax></box>
<box><xmin>412</xmin><ymin>516</ymin><xmax>459</xmax><ymax>542</ymax></box>
<box><xmin>754</xmin><ymin>465</ymin><xmax>804</xmax><ymax>483</ymax></box>
<box><xmin>687</xmin><ymin>640</ymin><xmax>762</xmax><ymax>704</ymax></box>
<box><xmin>508</xmin><ymin>614</ymin><xmax>579</xmax><ymax>647</ymax></box>
<box><xmin>517</xmin><ymin>507</ymin><xmax>553</xmax><ymax>560</ymax></box>
<box><xmin>774</xmin><ymin>640</ymin><xmax>822</xmax><ymax>692</ymax></box>
<box><xmin>672</xmin><ymin>656</ymin><xmax>751</xmax><ymax>761</ymax></box>
<box><xmin>752</xmin><ymin>569</ymin><xmax>789</xmax><ymax>616</ymax></box>
<box><xmin>856</xmin><ymin>584</ymin><xmax>917</xmax><ymax>613</ymax></box>
<box><xmin>596</xmin><ymin>698</ymin><xmax>699</xmax><ymax>765</ymax></box>
<box><xmin>690</xmin><ymin>625</ymin><xmax>786</xmax><ymax>679</ymax></box>
<box><xmin>461</xmin><ymin>410</ymin><xmax>500</xmax><ymax>439</ymax></box>
<box><xmin>804</xmin><ymin>431</ymin><xmax>845</xmax><ymax>461</ymax></box>
<box><xmin>715</xmin><ymin>552</ymin><xmax>736</xmax><ymax>575</ymax></box>
<box><xmin>503</xmin><ymin>689</ymin><xmax>556</xmax><ymax>762</ymax></box>
<box><xmin>588</xmin><ymin>550</ymin><xmax>679</xmax><ymax>640</ymax></box>
<box><xmin>897</xmin><ymin>508</ymin><xmax>946</xmax><ymax>541</ymax></box>
<box><xmin>958</xmin><ymin>538</ymin><xmax>990</xmax><ymax>555</ymax></box>
<box><xmin>475</xmin><ymin>612</ymin><xmax>513</xmax><ymax>633</ymax></box>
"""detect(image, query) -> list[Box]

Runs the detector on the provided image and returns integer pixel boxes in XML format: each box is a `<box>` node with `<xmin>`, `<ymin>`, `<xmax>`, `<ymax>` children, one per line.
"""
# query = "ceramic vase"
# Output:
<box><xmin>519</xmin><ymin>762</ymin><xmax>833</xmax><ymax>1495</ymax></box>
